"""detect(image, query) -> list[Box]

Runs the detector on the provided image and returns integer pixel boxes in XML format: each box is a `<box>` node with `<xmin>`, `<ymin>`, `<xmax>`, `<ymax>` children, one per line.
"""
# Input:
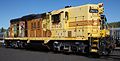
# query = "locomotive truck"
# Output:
<box><xmin>4</xmin><ymin>3</ymin><xmax>115</xmax><ymax>56</ymax></box>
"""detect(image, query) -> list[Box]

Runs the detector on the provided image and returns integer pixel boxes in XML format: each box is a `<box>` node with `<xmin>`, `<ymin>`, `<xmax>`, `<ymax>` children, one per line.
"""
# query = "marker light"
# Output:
<box><xmin>98</xmin><ymin>3</ymin><xmax>103</xmax><ymax>7</ymax></box>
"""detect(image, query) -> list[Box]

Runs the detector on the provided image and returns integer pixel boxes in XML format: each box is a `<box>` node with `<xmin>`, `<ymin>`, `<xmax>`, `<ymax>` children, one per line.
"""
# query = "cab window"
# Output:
<box><xmin>65</xmin><ymin>12</ymin><xmax>69</xmax><ymax>20</ymax></box>
<box><xmin>52</xmin><ymin>14</ymin><xmax>60</xmax><ymax>24</ymax></box>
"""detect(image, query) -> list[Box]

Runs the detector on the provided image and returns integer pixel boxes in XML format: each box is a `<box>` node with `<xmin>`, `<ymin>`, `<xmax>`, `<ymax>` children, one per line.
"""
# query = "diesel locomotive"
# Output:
<box><xmin>4</xmin><ymin>3</ymin><xmax>115</xmax><ymax>56</ymax></box>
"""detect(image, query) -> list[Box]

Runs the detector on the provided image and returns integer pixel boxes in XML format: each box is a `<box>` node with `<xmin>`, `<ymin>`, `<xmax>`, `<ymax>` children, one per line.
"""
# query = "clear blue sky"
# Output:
<box><xmin>0</xmin><ymin>0</ymin><xmax>120</xmax><ymax>29</ymax></box>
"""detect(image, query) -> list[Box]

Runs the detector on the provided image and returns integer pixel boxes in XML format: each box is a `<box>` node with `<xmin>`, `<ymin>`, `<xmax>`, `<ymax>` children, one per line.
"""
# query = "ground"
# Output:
<box><xmin>0</xmin><ymin>48</ymin><xmax>120</xmax><ymax>61</ymax></box>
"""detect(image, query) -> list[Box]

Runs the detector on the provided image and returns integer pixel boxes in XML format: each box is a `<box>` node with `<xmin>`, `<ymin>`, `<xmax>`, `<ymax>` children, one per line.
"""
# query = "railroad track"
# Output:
<box><xmin>100</xmin><ymin>47</ymin><xmax>120</xmax><ymax>60</ymax></box>
<box><xmin>110</xmin><ymin>47</ymin><xmax>120</xmax><ymax>55</ymax></box>
<box><xmin>0</xmin><ymin>47</ymin><xmax>120</xmax><ymax>61</ymax></box>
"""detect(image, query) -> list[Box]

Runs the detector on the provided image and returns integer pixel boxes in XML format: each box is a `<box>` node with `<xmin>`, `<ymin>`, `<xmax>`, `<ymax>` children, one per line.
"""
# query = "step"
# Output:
<box><xmin>91</xmin><ymin>44</ymin><xmax>97</xmax><ymax>47</ymax></box>
<box><xmin>90</xmin><ymin>49</ymin><xmax>98</xmax><ymax>52</ymax></box>
<box><xmin>92</xmin><ymin>40</ymin><xmax>99</xmax><ymax>43</ymax></box>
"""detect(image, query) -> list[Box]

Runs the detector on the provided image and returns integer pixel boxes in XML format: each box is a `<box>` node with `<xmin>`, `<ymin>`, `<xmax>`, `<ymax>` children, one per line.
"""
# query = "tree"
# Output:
<box><xmin>108</xmin><ymin>21</ymin><xmax>120</xmax><ymax>28</ymax></box>
<box><xmin>0</xmin><ymin>27</ymin><xmax>6</xmax><ymax>32</ymax></box>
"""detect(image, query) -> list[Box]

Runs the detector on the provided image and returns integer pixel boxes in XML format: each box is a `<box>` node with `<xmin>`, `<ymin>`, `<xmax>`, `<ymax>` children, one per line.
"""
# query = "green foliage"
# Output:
<box><xmin>108</xmin><ymin>21</ymin><xmax>120</xmax><ymax>28</ymax></box>
<box><xmin>0</xmin><ymin>27</ymin><xmax>6</xmax><ymax>32</ymax></box>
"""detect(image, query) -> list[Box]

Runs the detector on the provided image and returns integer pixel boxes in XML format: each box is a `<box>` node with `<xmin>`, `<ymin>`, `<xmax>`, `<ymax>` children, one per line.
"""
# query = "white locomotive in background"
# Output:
<box><xmin>110</xmin><ymin>28</ymin><xmax>120</xmax><ymax>47</ymax></box>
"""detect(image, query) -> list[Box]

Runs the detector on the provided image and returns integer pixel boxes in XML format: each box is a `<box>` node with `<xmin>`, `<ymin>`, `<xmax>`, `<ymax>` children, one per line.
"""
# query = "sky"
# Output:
<box><xmin>0</xmin><ymin>0</ymin><xmax>120</xmax><ymax>29</ymax></box>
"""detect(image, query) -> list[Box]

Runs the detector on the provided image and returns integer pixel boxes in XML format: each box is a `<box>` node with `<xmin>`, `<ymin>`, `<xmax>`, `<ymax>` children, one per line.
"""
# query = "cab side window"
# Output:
<box><xmin>52</xmin><ymin>14</ymin><xmax>60</xmax><ymax>24</ymax></box>
<box><xmin>65</xmin><ymin>12</ymin><xmax>69</xmax><ymax>20</ymax></box>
